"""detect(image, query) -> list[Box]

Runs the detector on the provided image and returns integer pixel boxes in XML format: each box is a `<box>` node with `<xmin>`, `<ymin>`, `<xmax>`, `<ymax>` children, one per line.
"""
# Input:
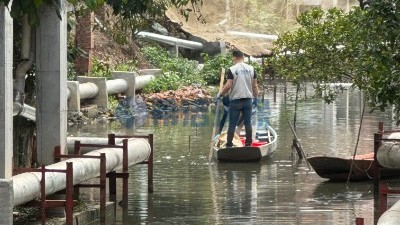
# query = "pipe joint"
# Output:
<box><xmin>13</xmin><ymin>91</ymin><xmax>25</xmax><ymax>116</ymax></box>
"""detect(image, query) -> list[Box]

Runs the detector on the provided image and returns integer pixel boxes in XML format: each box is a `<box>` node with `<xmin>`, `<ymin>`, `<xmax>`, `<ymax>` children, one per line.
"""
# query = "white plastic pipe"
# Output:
<box><xmin>227</xmin><ymin>31</ymin><xmax>278</xmax><ymax>41</ymax></box>
<box><xmin>79</xmin><ymin>82</ymin><xmax>100</xmax><ymax>99</ymax></box>
<box><xmin>377</xmin><ymin>132</ymin><xmax>400</xmax><ymax>168</ymax></box>
<box><xmin>135</xmin><ymin>75</ymin><xmax>155</xmax><ymax>90</ymax></box>
<box><xmin>137</xmin><ymin>31</ymin><xmax>203</xmax><ymax>50</ymax></box>
<box><xmin>378</xmin><ymin>200</ymin><xmax>400</xmax><ymax>225</ymax></box>
<box><xmin>11</xmin><ymin>138</ymin><xmax>151</xmax><ymax>206</ymax></box>
<box><xmin>66</xmin><ymin>137</ymin><xmax>124</xmax><ymax>152</ymax></box>
<box><xmin>13</xmin><ymin>15</ymin><xmax>34</xmax><ymax>117</ymax></box>
<box><xmin>377</xmin><ymin>133</ymin><xmax>400</xmax><ymax>224</ymax></box>
<box><xmin>106</xmin><ymin>79</ymin><xmax>129</xmax><ymax>95</ymax></box>
<box><xmin>19</xmin><ymin>104</ymin><xmax>36</xmax><ymax>121</ymax></box>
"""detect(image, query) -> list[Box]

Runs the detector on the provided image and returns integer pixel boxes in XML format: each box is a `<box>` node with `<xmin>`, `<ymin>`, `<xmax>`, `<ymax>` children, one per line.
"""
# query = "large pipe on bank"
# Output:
<box><xmin>377</xmin><ymin>132</ymin><xmax>400</xmax><ymax>168</ymax></box>
<box><xmin>11</xmin><ymin>138</ymin><xmax>151</xmax><ymax>206</ymax></box>
<box><xmin>137</xmin><ymin>31</ymin><xmax>203</xmax><ymax>50</ymax></box>
<box><xmin>66</xmin><ymin>137</ymin><xmax>124</xmax><ymax>152</ymax></box>
<box><xmin>378</xmin><ymin>200</ymin><xmax>400</xmax><ymax>225</ymax></box>
<box><xmin>135</xmin><ymin>75</ymin><xmax>155</xmax><ymax>90</ymax></box>
<box><xmin>376</xmin><ymin>132</ymin><xmax>400</xmax><ymax>224</ymax></box>
<box><xmin>18</xmin><ymin>74</ymin><xmax>154</xmax><ymax>120</ymax></box>
<box><xmin>227</xmin><ymin>31</ymin><xmax>278</xmax><ymax>41</ymax></box>
<box><xmin>79</xmin><ymin>82</ymin><xmax>100</xmax><ymax>99</ymax></box>
<box><xmin>106</xmin><ymin>79</ymin><xmax>129</xmax><ymax>95</ymax></box>
<box><xmin>78</xmin><ymin>79</ymin><xmax>128</xmax><ymax>100</ymax></box>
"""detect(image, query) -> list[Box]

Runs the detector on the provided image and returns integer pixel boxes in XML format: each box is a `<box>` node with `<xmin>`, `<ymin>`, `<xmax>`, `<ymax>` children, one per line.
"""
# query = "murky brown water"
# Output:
<box><xmin>69</xmin><ymin>87</ymin><xmax>400</xmax><ymax>225</ymax></box>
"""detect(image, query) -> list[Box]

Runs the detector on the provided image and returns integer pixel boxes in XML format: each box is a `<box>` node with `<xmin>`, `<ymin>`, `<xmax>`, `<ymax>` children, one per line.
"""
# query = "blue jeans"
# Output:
<box><xmin>218</xmin><ymin>95</ymin><xmax>232</xmax><ymax>133</ymax></box>
<box><xmin>226</xmin><ymin>98</ymin><xmax>253</xmax><ymax>147</ymax></box>
<box><xmin>219</xmin><ymin>107</ymin><xmax>229</xmax><ymax>133</ymax></box>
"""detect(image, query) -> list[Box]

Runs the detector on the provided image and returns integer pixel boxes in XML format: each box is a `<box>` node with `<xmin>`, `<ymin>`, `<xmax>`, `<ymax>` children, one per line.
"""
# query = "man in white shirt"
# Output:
<box><xmin>216</xmin><ymin>50</ymin><xmax>259</xmax><ymax>147</ymax></box>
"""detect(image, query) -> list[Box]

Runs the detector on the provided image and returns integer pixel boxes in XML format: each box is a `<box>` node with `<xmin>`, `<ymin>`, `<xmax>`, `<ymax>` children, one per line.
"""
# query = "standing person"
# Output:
<box><xmin>215</xmin><ymin>50</ymin><xmax>259</xmax><ymax>147</ymax></box>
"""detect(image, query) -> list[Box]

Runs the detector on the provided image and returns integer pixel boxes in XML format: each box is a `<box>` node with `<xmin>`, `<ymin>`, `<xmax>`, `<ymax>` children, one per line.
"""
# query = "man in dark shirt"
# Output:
<box><xmin>216</xmin><ymin>50</ymin><xmax>259</xmax><ymax>147</ymax></box>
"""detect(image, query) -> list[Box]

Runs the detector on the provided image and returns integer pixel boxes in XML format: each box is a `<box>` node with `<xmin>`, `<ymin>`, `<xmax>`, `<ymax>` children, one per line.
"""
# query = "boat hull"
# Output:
<box><xmin>213</xmin><ymin>125</ymin><xmax>277</xmax><ymax>162</ymax></box>
<box><xmin>216</xmin><ymin>145</ymin><xmax>268</xmax><ymax>162</ymax></box>
<box><xmin>308</xmin><ymin>155</ymin><xmax>400</xmax><ymax>181</ymax></box>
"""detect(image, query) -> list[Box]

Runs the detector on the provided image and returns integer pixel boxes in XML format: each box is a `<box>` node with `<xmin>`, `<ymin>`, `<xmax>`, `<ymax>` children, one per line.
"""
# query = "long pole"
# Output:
<box><xmin>209</xmin><ymin>68</ymin><xmax>225</xmax><ymax>162</ymax></box>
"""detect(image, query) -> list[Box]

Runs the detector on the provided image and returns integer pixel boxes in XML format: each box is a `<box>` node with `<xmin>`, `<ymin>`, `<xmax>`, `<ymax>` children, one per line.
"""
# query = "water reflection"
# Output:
<box><xmin>69</xmin><ymin>88</ymin><xmax>400</xmax><ymax>225</ymax></box>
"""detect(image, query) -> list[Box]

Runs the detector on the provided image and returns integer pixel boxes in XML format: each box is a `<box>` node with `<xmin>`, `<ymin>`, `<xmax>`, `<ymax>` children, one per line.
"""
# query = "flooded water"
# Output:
<box><xmin>69</xmin><ymin>87</ymin><xmax>400</xmax><ymax>225</ymax></box>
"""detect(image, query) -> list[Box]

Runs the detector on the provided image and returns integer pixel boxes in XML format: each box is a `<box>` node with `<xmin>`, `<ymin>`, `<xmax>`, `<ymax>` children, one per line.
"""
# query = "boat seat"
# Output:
<box><xmin>257</xmin><ymin>130</ymin><xmax>272</xmax><ymax>142</ymax></box>
<box><xmin>240</xmin><ymin>138</ymin><xmax>268</xmax><ymax>146</ymax></box>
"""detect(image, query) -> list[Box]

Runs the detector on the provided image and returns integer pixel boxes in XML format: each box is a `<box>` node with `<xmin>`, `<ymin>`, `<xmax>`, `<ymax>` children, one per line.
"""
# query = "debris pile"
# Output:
<box><xmin>143</xmin><ymin>85</ymin><xmax>213</xmax><ymax>115</ymax></box>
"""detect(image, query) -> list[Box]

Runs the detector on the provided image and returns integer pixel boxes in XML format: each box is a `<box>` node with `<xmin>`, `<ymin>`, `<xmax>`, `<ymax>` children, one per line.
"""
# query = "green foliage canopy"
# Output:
<box><xmin>0</xmin><ymin>0</ymin><xmax>202</xmax><ymax>26</ymax></box>
<box><xmin>271</xmin><ymin>3</ymin><xmax>400</xmax><ymax>121</ymax></box>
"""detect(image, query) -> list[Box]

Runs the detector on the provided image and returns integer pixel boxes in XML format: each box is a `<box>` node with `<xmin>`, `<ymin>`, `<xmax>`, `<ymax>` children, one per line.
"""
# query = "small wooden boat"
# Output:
<box><xmin>212</xmin><ymin>125</ymin><xmax>277</xmax><ymax>162</ymax></box>
<box><xmin>308</xmin><ymin>153</ymin><xmax>400</xmax><ymax>181</ymax></box>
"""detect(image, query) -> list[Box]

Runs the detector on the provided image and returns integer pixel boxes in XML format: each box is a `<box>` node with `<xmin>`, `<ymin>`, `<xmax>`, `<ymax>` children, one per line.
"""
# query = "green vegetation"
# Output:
<box><xmin>201</xmin><ymin>53</ymin><xmax>232</xmax><ymax>85</ymax></box>
<box><xmin>90</xmin><ymin>57</ymin><xmax>112</xmax><ymax>78</ymax></box>
<box><xmin>142</xmin><ymin>46</ymin><xmax>265</xmax><ymax>93</ymax></box>
<box><xmin>114</xmin><ymin>60</ymin><xmax>138</xmax><ymax>72</ymax></box>
<box><xmin>271</xmin><ymin>2</ymin><xmax>400</xmax><ymax>123</ymax></box>
<box><xmin>0</xmin><ymin>0</ymin><xmax>203</xmax><ymax>26</ymax></box>
<box><xmin>142</xmin><ymin>46</ymin><xmax>202</xmax><ymax>93</ymax></box>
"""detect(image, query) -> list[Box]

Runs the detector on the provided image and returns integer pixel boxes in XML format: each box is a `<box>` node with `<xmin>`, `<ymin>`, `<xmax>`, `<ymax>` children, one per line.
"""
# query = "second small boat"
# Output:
<box><xmin>308</xmin><ymin>153</ymin><xmax>400</xmax><ymax>181</ymax></box>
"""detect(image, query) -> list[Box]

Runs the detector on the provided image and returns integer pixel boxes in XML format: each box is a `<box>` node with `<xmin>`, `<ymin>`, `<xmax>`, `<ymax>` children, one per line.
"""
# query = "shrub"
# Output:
<box><xmin>200</xmin><ymin>53</ymin><xmax>232</xmax><ymax>85</ymax></box>
<box><xmin>91</xmin><ymin>58</ymin><xmax>112</xmax><ymax>78</ymax></box>
<box><xmin>142</xmin><ymin>46</ymin><xmax>203</xmax><ymax>92</ymax></box>
<box><xmin>143</xmin><ymin>72</ymin><xmax>182</xmax><ymax>93</ymax></box>
<box><xmin>114</xmin><ymin>60</ymin><xmax>138</xmax><ymax>72</ymax></box>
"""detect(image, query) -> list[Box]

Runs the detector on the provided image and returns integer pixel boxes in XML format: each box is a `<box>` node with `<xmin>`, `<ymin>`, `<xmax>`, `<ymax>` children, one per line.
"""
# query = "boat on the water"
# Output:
<box><xmin>212</xmin><ymin>125</ymin><xmax>278</xmax><ymax>162</ymax></box>
<box><xmin>308</xmin><ymin>153</ymin><xmax>400</xmax><ymax>181</ymax></box>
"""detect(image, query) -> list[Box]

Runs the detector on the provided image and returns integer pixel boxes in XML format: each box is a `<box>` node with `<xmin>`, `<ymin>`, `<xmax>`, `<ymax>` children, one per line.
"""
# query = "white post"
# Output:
<box><xmin>36</xmin><ymin>0</ymin><xmax>68</xmax><ymax>164</ymax></box>
<box><xmin>0</xmin><ymin>2</ymin><xmax>13</xmax><ymax>178</ymax></box>
<box><xmin>0</xmin><ymin>179</ymin><xmax>13</xmax><ymax>225</ymax></box>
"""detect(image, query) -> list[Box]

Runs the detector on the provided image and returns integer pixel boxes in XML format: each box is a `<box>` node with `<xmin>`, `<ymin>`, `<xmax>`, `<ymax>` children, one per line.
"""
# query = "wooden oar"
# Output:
<box><xmin>208</xmin><ymin>68</ymin><xmax>225</xmax><ymax>162</ymax></box>
<box><xmin>288</xmin><ymin>121</ymin><xmax>311</xmax><ymax>171</ymax></box>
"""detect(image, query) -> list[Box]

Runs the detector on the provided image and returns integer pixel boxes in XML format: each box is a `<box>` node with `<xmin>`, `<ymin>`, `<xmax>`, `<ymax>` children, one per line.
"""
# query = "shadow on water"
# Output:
<box><xmin>69</xmin><ymin>88</ymin><xmax>399</xmax><ymax>225</ymax></box>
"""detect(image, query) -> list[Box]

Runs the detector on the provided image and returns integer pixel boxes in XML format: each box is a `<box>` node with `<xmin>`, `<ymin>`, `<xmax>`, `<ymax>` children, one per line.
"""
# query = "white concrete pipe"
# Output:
<box><xmin>66</xmin><ymin>137</ymin><xmax>124</xmax><ymax>152</ymax></box>
<box><xmin>79</xmin><ymin>82</ymin><xmax>99</xmax><ymax>99</ymax></box>
<box><xmin>378</xmin><ymin>200</ymin><xmax>400</xmax><ymax>225</ymax></box>
<box><xmin>20</xmin><ymin>104</ymin><xmax>36</xmax><ymax>121</ymax></box>
<box><xmin>11</xmin><ymin>138</ymin><xmax>151</xmax><ymax>206</ymax></box>
<box><xmin>227</xmin><ymin>31</ymin><xmax>278</xmax><ymax>41</ymax></box>
<box><xmin>137</xmin><ymin>31</ymin><xmax>203</xmax><ymax>50</ymax></box>
<box><xmin>377</xmin><ymin>132</ymin><xmax>400</xmax><ymax>168</ymax></box>
<box><xmin>135</xmin><ymin>75</ymin><xmax>155</xmax><ymax>90</ymax></box>
<box><xmin>106</xmin><ymin>79</ymin><xmax>129</xmax><ymax>95</ymax></box>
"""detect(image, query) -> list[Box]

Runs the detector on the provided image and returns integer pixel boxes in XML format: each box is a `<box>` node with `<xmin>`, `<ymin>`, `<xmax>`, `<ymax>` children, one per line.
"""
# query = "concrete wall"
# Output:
<box><xmin>0</xmin><ymin>179</ymin><xmax>13</xmax><ymax>225</ymax></box>
<box><xmin>36</xmin><ymin>1</ymin><xmax>68</xmax><ymax>164</ymax></box>
<box><xmin>75</xmin><ymin>11</ymin><xmax>94</xmax><ymax>75</ymax></box>
<box><xmin>0</xmin><ymin>3</ymin><xmax>13</xmax><ymax>179</ymax></box>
